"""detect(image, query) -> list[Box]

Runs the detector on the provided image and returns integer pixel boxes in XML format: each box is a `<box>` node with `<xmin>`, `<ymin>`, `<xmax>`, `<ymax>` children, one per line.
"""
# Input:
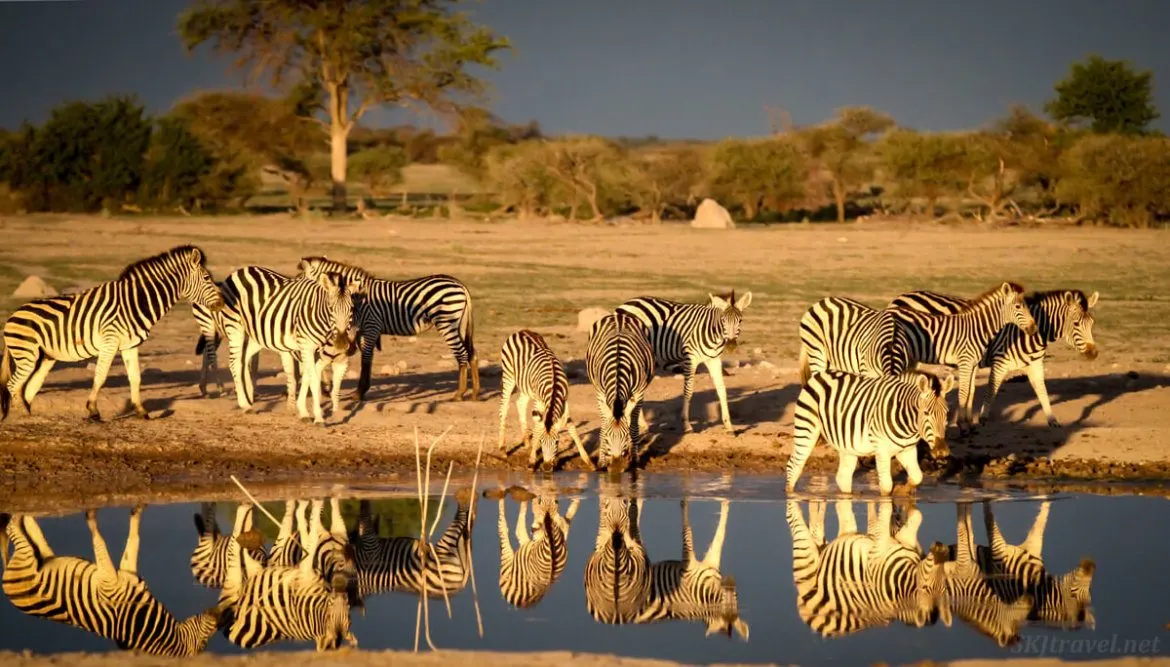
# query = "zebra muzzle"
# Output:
<box><xmin>724</xmin><ymin>339</ymin><xmax>739</xmax><ymax>353</ymax></box>
<box><xmin>1082</xmin><ymin>344</ymin><xmax>1099</xmax><ymax>361</ymax></box>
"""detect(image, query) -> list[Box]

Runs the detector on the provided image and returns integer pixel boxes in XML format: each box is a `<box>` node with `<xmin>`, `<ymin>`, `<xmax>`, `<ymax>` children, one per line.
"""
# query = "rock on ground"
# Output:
<box><xmin>13</xmin><ymin>275</ymin><xmax>57</xmax><ymax>298</ymax></box>
<box><xmin>691</xmin><ymin>198</ymin><xmax>735</xmax><ymax>229</ymax></box>
<box><xmin>577</xmin><ymin>307</ymin><xmax>610</xmax><ymax>332</ymax></box>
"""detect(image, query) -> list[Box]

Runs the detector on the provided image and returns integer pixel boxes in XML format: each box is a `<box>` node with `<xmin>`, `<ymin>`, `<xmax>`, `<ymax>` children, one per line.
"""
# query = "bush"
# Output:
<box><xmin>877</xmin><ymin>130</ymin><xmax>969</xmax><ymax>216</ymax></box>
<box><xmin>349</xmin><ymin>146</ymin><xmax>409</xmax><ymax>199</ymax></box>
<box><xmin>623</xmin><ymin>145</ymin><xmax>706</xmax><ymax>222</ymax></box>
<box><xmin>1057</xmin><ymin>134</ymin><xmax>1170</xmax><ymax>227</ymax></box>
<box><xmin>706</xmin><ymin>138</ymin><xmax>810</xmax><ymax>220</ymax></box>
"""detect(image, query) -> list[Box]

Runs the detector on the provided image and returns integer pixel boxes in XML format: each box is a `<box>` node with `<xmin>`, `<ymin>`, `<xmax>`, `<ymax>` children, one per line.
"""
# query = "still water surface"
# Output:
<box><xmin>0</xmin><ymin>473</ymin><xmax>1165</xmax><ymax>664</ymax></box>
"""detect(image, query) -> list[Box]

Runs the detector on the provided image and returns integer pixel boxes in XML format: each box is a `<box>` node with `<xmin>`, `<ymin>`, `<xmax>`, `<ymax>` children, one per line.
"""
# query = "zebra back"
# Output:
<box><xmin>797</xmin><ymin>296</ymin><xmax>902</xmax><ymax>386</ymax></box>
<box><xmin>585</xmin><ymin>311</ymin><xmax>655</xmax><ymax>466</ymax></box>
<box><xmin>617</xmin><ymin>290</ymin><xmax>752</xmax><ymax>368</ymax></box>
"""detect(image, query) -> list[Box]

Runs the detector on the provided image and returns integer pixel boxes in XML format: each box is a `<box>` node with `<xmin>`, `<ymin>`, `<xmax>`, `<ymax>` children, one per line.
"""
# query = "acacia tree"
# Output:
<box><xmin>1045</xmin><ymin>55</ymin><xmax>1160</xmax><ymax>135</ymax></box>
<box><xmin>178</xmin><ymin>0</ymin><xmax>510</xmax><ymax>215</ymax></box>
<box><xmin>877</xmin><ymin>130</ymin><xmax>968</xmax><ymax>217</ymax></box>
<box><xmin>799</xmin><ymin>106</ymin><xmax>894</xmax><ymax>223</ymax></box>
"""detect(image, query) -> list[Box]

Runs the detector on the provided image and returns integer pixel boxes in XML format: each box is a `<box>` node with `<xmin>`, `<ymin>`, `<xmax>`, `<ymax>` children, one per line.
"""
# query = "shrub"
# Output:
<box><xmin>1057</xmin><ymin>134</ymin><xmax>1170</xmax><ymax>227</ymax></box>
<box><xmin>706</xmin><ymin>138</ymin><xmax>810</xmax><ymax>220</ymax></box>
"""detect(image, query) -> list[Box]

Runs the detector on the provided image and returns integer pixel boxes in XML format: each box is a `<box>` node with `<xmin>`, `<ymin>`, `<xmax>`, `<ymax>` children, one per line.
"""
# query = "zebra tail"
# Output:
<box><xmin>797</xmin><ymin>346</ymin><xmax>811</xmax><ymax>387</ymax></box>
<box><xmin>0</xmin><ymin>344</ymin><xmax>10</xmax><ymax>420</ymax></box>
<box><xmin>461</xmin><ymin>296</ymin><xmax>476</xmax><ymax>359</ymax></box>
<box><xmin>195</xmin><ymin>336</ymin><xmax>207</xmax><ymax>356</ymax></box>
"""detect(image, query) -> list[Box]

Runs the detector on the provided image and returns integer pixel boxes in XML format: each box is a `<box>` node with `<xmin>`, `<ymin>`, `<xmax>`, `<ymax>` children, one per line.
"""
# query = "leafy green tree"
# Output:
<box><xmin>706</xmin><ymin>138</ymin><xmax>810</xmax><ymax>220</ymax></box>
<box><xmin>179</xmin><ymin>0</ymin><xmax>510</xmax><ymax>216</ymax></box>
<box><xmin>877</xmin><ymin>130</ymin><xmax>968</xmax><ymax>217</ymax></box>
<box><xmin>799</xmin><ymin>106</ymin><xmax>894</xmax><ymax>222</ymax></box>
<box><xmin>538</xmin><ymin>137</ymin><xmax>627</xmax><ymax>220</ymax></box>
<box><xmin>1057</xmin><ymin>134</ymin><xmax>1170</xmax><ymax>227</ymax></box>
<box><xmin>1045</xmin><ymin>55</ymin><xmax>1160</xmax><ymax>135</ymax></box>
<box><xmin>143</xmin><ymin>117</ymin><xmax>215</xmax><ymax>209</ymax></box>
<box><xmin>624</xmin><ymin>145</ymin><xmax>705</xmax><ymax>223</ymax></box>
<box><xmin>349</xmin><ymin>145</ymin><xmax>409</xmax><ymax>200</ymax></box>
<box><xmin>484</xmin><ymin>141</ymin><xmax>560</xmax><ymax>219</ymax></box>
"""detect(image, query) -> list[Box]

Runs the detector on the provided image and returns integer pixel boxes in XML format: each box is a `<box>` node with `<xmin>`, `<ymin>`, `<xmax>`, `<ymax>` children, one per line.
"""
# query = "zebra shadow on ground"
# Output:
<box><xmin>334</xmin><ymin>364</ymin><xmax>499</xmax><ymax>425</ymax></box>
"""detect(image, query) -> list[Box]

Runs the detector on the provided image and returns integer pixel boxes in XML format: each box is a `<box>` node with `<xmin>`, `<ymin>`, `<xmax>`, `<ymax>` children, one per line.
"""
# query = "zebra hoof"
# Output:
<box><xmin>137</xmin><ymin>411</ymin><xmax>150</xmax><ymax>421</ymax></box>
<box><xmin>85</xmin><ymin>412</ymin><xmax>102</xmax><ymax>423</ymax></box>
<box><xmin>682</xmin><ymin>423</ymin><xmax>694</xmax><ymax>434</ymax></box>
<box><xmin>1047</xmin><ymin>417</ymin><xmax>1062</xmax><ymax>428</ymax></box>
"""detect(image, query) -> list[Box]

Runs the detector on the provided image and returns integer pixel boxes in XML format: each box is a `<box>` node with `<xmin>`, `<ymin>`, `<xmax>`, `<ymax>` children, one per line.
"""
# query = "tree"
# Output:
<box><xmin>483</xmin><ymin>141</ymin><xmax>559</xmax><ymax>219</ymax></box>
<box><xmin>799</xmin><ymin>106</ymin><xmax>894</xmax><ymax>223</ymax></box>
<box><xmin>877</xmin><ymin>130</ymin><xmax>968</xmax><ymax>217</ymax></box>
<box><xmin>538</xmin><ymin>137</ymin><xmax>626</xmax><ymax>221</ymax></box>
<box><xmin>179</xmin><ymin>0</ymin><xmax>510</xmax><ymax>216</ymax></box>
<box><xmin>624</xmin><ymin>145</ymin><xmax>705</xmax><ymax>223</ymax></box>
<box><xmin>143</xmin><ymin>117</ymin><xmax>215</xmax><ymax>209</ymax></box>
<box><xmin>1045</xmin><ymin>55</ymin><xmax>1160</xmax><ymax>135</ymax></box>
<box><xmin>706</xmin><ymin>138</ymin><xmax>810</xmax><ymax>220</ymax></box>
<box><xmin>1057</xmin><ymin>134</ymin><xmax>1170</xmax><ymax>227</ymax></box>
<box><xmin>349</xmin><ymin>145</ymin><xmax>409</xmax><ymax>200</ymax></box>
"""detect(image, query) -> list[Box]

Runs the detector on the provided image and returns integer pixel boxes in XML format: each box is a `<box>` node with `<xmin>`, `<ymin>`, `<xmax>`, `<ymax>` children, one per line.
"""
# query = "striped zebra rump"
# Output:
<box><xmin>2</xmin><ymin>509</ymin><xmax>220</xmax><ymax>657</ymax></box>
<box><xmin>190</xmin><ymin>502</ymin><xmax>269</xmax><ymax>588</ymax></box>
<box><xmin>617</xmin><ymin>291</ymin><xmax>751</xmax><ymax>433</ymax></box>
<box><xmin>583</xmin><ymin>495</ymin><xmax>651</xmax><ymax>624</ymax></box>
<box><xmin>488</xmin><ymin>485</ymin><xmax>579</xmax><ymax>609</ymax></box>
<box><xmin>296</xmin><ymin>256</ymin><xmax>480</xmax><ymax>401</ymax></box>
<box><xmin>350</xmin><ymin>490</ymin><xmax>475</xmax><ymax>599</ymax></box>
<box><xmin>943</xmin><ymin>503</ymin><xmax>1031</xmax><ymax>647</ymax></box>
<box><xmin>979</xmin><ymin>500</ymin><xmax>1095</xmax><ymax>630</ymax></box>
<box><xmin>210</xmin><ymin>265</ymin><xmax>295</xmax><ymax>410</ymax></box>
<box><xmin>633</xmin><ymin>499</ymin><xmax>749</xmax><ymax>640</ymax></box>
<box><xmin>797</xmin><ymin>296</ymin><xmax>901</xmax><ymax>388</ymax></box>
<box><xmin>585</xmin><ymin>311</ymin><xmax>656</xmax><ymax>472</ymax></box>
<box><xmin>784</xmin><ymin>499</ymin><xmax>951</xmax><ymax>638</ymax></box>
<box><xmin>787</xmin><ymin>370</ymin><xmax>952</xmax><ymax>496</ymax></box>
<box><xmin>2</xmin><ymin>245</ymin><xmax>222</xmax><ymax>421</ymax></box>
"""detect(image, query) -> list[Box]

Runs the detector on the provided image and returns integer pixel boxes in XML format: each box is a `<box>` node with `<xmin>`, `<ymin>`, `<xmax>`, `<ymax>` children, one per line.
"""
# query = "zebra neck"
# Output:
<box><xmin>1030</xmin><ymin>299</ymin><xmax>1063</xmax><ymax>343</ymax></box>
<box><xmin>124</xmin><ymin>276</ymin><xmax>180</xmax><ymax>328</ymax></box>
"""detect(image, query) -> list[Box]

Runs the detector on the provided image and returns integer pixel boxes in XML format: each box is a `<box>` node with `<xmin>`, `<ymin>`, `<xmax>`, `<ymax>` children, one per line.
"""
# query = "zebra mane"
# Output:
<box><xmin>118</xmin><ymin>245</ymin><xmax>207</xmax><ymax>280</ymax></box>
<box><xmin>300</xmin><ymin>256</ymin><xmax>375</xmax><ymax>282</ymax></box>
<box><xmin>957</xmin><ymin>281</ymin><xmax>1025</xmax><ymax>312</ymax></box>
<box><xmin>545</xmin><ymin>358</ymin><xmax>565</xmax><ymax>431</ymax></box>
<box><xmin>1026</xmin><ymin>289</ymin><xmax>1088</xmax><ymax>310</ymax></box>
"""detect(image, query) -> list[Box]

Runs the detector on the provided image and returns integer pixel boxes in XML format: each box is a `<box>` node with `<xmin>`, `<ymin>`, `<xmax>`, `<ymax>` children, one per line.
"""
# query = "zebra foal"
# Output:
<box><xmin>889</xmin><ymin>288</ymin><xmax>1099</xmax><ymax>427</ymax></box>
<box><xmin>617</xmin><ymin>291</ymin><xmax>751</xmax><ymax>433</ymax></box>
<box><xmin>585</xmin><ymin>311</ymin><xmax>656</xmax><ymax>472</ymax></box>
<box><xmin>498</xmin><ymin>330</ymin><xmax>592</xmax><ymax>471</ymax></box>
<box><xmin>1</xmin><ymin>245</ymin><xmax>223</xmax><ymax>421</ymax></box>
<box><xmin>787</xmin><ymin>370</ymin><xmax>953</xmax><ymax>496</ymax></box>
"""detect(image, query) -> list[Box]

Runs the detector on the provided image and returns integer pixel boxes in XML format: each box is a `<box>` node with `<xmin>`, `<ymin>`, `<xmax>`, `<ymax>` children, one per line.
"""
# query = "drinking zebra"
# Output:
<box><xmin>889</xmin><ymin>289</ymin><xmax>1099</xmax><ymax>427</ymax></box>
<box><xmin>486</xmin><ymin>484</ymin><xmax>580</xmax><ymax>609</ymax></box>
<box><xmin>787</xmin><ymin>370</ymin><xmax>953</xmax><ymax>496</ymax></box>
<box><xmin>585</xmin><ymin>311</ymin><xmax>656</xmax><ymax>472</ymax></box>
<box><xmin>498</xmin><ymin>329</ymin><xmax>592</xmax><ymax>471</ymax></box>
<box><xmin>1</xmin><ymin>507</ymin><xmax>220</xmax><ymax>656</ymax></box>
<box><xmin>296</xmin><ymin>256</ymin><xmax>480</xmax><ymax>401</ymax></box>
<box><xmin>978</xmin><ymin>500</ymin><xmax>1096</xmax><ymax>630</ymax></box>
<box><xmin>349</xmin><ymin>490</ymin><xmax>475</xmax><ymax>600</ymax></box>
<box><xmin>942</xmin><ymin>503</ymin><xmax>1032</xmax><ymax>647</ymax></box>
<box><xmin>797</xmin><ymin>296</ymin><xmax>906</xmax><ymax>387</ymax></box>
<box><xmin>1</xmin><ymin>245</ymin><xmax>223</xmax><ymax>421</ymax></box>
<box><xmin>190</xmin><ymin>502</ymin><xmax>269</xmax><ymax>588</ymax></box>
<box><xmin>885</xmin><ymin>281</ymin><xmax>1038</xmax><ymax>434</ymax></box>
<box><xmin>617</xmin><ymin>291</ymin><xmax>752</xmax><ymax>434</ymax></box>
<box><xmin>583</xmin><ymin>491</ymin><xmax>651</xmax><ymax>624</ymax></box>
<box><xmin>216</xmin><ymin>504</ymin><xmax>357</xmax><ymax>652</ymax></box>
<box><xmin>634</xmin><ymin>499</ymin><xmax>749</xmax><ymax>640</ymax></box>
<box><xmin>785</xmin><ymin>498</ymin><xmax>951</xmax><ymax>638</ymax></box>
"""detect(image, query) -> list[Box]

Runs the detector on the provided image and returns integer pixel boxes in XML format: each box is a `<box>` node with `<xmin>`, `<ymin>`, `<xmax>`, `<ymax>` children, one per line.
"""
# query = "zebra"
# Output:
<box><xmin>633</xmin><ymin>499</ymin><xmax>749</xmax><ymax>640</ymax></box>
<box><xmin>296</xmin><ymin>256</ymin><xmax>480</xmax><ymax>401</ymax></box>
<box><xmin>585</xmin><ymin>311</ymin><xmax>656</xmax><ymax>472</ymax></box>
<box><xmin>617</xmin><ymin>291</ymin><xmax>752</xmax><ymax>434</ymax></box>
<box><xmin>498</xmin><ymin>329</ymin><xmax>592</xmax><ymax>471</ymax></box>
<box><xmin>486</xmin><ymin>484</ymin><xmax>580</xmax><ymax>609</ymax></box>
<box><xmin>787</xmin><ymin>370</ymin><xmax>953</xmax><ymax>496</ymax></box>
<box><xmin>942</xmin><ymin>502</ymin><xmax>1032</xmax><ymax>647</ymax></box>
<box><xmin>1</xmin><ymin>245</ymin><xmax>223</xmax><ymax>422</ymax></box>
<box><xmin>797</xmin><ymin>296</ymin><xmax>903</xmax><ymax>387</ymax></box>
<box><xmin>978</xmin><ymin>500</ymin><xmax>1096</xmax><ymax>630</ymax></box>
<box><xmin>1</xmin><ymin>507</ymin><xmax>220</xmax><ymax>656</ymax></box>
<box><xmin>583</xmin><ymin>488</ymin><xmax>652</xmax><ymax>624</ymax></box>
<box><xmin>190</xmin><ymin>502</ymin><xmax>269</xmax><ymax>588</ymax></box>
<box><xmin>216</xmin><ymin>504</ymin><xmax>357</xmax><ymax>652</ymax></box>
<box><xmin>885</xmin><ymin>281</ymin><xmax>1038</xmax><ymax>435</ymax></box>
<box><xmin>785</xmin><ymin>498</ymin><xmax>952</xmax><ymax>638</ymax></box>
<box><xmin>888</xmin><ymin>289</ymin><xmax>1099</xmax><ymax>427</ymax></box>
<box><xmin>349</xmin><ymin>490</ymin><xmax>476</xmax><ymax>600</ymax></box>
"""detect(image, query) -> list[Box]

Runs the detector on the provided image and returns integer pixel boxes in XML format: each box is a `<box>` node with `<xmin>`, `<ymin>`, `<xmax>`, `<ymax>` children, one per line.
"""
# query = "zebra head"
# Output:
<box><xmin>315</xmin><ymin>586</ymin><xmax>358</xmax><ymax>651</ymax></box>
<box><xmin>1057</xmin><ymin>558</ymin><xmax>1096</xmax><ymax>630</ymax></box>
<box><xmin>177</xmin><ymin>246</ymin><xmax>224</xmax><ymax>312</ymax></box>
<box><xmin>599</xmin><ymin>416</ymin><xmax>633</xmax><ymax>472</ymax></box>
<box><xmin>703</xmin><ymin>583</ymin><xmax>751</xmax><ymax>641</ymax></box>
<box><xmin>317</xmin><ymin>272</ymin><xmax>363</xmax><ymax>350</ymax></box>
<box><xmin>913</xmin><ymin>372</ymin><xmax>953</xmax><ymax>459</ymax></box>
<box><xmin>994</xmin><ymin>281</ymin><xmax>1037</xmax><ymax>337</ymax></box>
<box><xmin>1062</xmin><ymin>290</ymin><xmax>1099</xmax><ymax>361</ymax></box>
<box><xmin>911</xmin><ymin>542</ymin><xmax>953</xmax><ymax>629</ymax></box>
<box><xmin>532</xmin><ymin>409</ymin><xmax>564</xmax><ymax>472</ymax></box>
<box><xmin>709</xmin><ymin>291</ymin><xmax>753</xmax><ymax>353</ymax></box>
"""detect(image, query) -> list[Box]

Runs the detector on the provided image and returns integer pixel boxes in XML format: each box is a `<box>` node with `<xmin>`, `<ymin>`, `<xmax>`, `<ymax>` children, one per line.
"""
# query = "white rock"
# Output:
<box><xmin>407</xmin><ymin>336</ymin><xmax>419</xmax><ymax>343</ymax></box>
<box><xmin>752</xmin><ymin>347</ymin><xmax>763</xmax><ymax>356</ymax></box>
<box><xmin>380</xmin><ymin>364</ymin><xmax>397</xmax><ymax>375</ymax></box>
<box><xmin>577</xmin><ymin>307</ymin><xmax>610</xmax><ymax>332</ymax></box>
<box><xmin>691</xmin><ymin>198</ymin><xmax>735</xmax><ymax>229</ymax></box>
<box><xmin>13</xmin><ymin>276</ymin><xmax>57</xmax><ymax>298</ymax></box>
<box><xmin>396</xmin><ymin>360</ymin><xmax>408</xmax><ymax>370</ymax></box>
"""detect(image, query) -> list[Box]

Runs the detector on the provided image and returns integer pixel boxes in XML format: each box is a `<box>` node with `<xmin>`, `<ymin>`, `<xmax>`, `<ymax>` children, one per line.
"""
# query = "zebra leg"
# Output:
<box><xmin>979</xmin><ymin>362</ymin><xmax>1009</xmax><ymax>425</ymax></box>
<box><xmin>227</xmin><ymin>329</ymin><xmax>253</xmax><ymax>411</ymax></box>
<box><xmin>834</xmin><ymin>499</ymin><xmax>858</xmax><ymax>535</ymax></box>
<box><xmin>516</xmin><ymin>394</ymin><xmax>532</xmax><ymax>449</ymax></box>
<box><xmin>280</xmin><ymin>352</ymin><xmax>298</xmax><ymax>412</ymax></box>
<box><xmin>895</xmin><ymin>446</ymin><xmax>924</xmax><ymax>493</ymax></box>
<box><xmin>328</xmin><ymin>355</ymin><xmax>347</xmax><ymax>414</ymax></box>
<box><xmin>1024</xmin><ymin>361</ymin><xmax>1060</xmax><ymax>428</ymax></box>
<box><xmin>21</xmin><ymin>357</ymin><xmax>56</xmax><ymax>412</ymax></box>
<box><xmin>701</xmin><ymin>499</ymin><xmax>731</xmax><ymax>569</ymax></box>
<box><xmin>680</xmin><ymin>359</ymin><xmax>696</xmax><ymax>433</ymax></box>
<box><xmin>298</xmin><ymin>345</ymin><xmax>325</xmax><ymax>425</ymax></box>
<box><xmin>119</xmin><ymin>505</ymin><xmax>144</xmax><ymax>576</ymax></box>
<box><xmin>956</xmin><ymin>362</ymin><xmax>977</xmax><ymax>435</ymax></box>
<box><xmin>5</xmin><ymin>350</ymin><xmax>40</xmax><ymax>416</ymax></box>
<box><xmin>679</xmin><ymin>498</ymin><xmax>696</xmax><ymax>562</ymax></box>
<box><xmin>119</xmin><ymin>347</ymin><xmax>149</xmax><ymax>419</ymax></box>
<box><xmin>356</xmin><ymin>327</ymin><xmax>379</xmax><ymax>402</ymax></box>
<box><xmin>86</xmin><ymin>510</ymin><xmax>119</xmax><ymax>586</ymax></box>
<box><xmin>516</xmin><ymin>499</ymin><xmax>530</xmax><ymax>545</ymax></box>
<box><xmin>566</xmin><ymin>421</ymin><xmax>596</xmax><ymax>471</ymax></box>
<box><xmin>875</xmin><ymin>447</ymin><xmax>896</xmax><ymax>496</ymax></box>
<box><xmin>703</xmin><ymin>357</ymin><xmax>735</xmax><ymax>434</ymax></box>
<box><xmin>84</xmin><ymin>344</ymin><xmax>119</xmax><ymax>422</ymax></box>
<box><xmin>1021</xmin><ymin>500</ymin><xmax>1050</xmax><ymax>558</ymax></box>
<box><xmin>835</xmin><ymin>453</ymin><xmax>859</xmax><ymax>495</ymax></box>
<box><xmin>497</xmin><ymin>378</ymin><xmax>514</xmax><ymax>453</ymax></box>
<box><xmin>785</xmin><ymin>409</ymin><xmax>820</xmax><ymax>492</ymax></box>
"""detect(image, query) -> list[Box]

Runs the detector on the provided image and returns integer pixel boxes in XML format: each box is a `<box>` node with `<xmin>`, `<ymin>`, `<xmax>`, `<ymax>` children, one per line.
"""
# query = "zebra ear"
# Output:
<box><xmin>709</xmin><ymin>293</ymin><xmax>730</xmax><ymax>310</ymax></box>
<box><xmin>1087</xmin><ymin>290</ymin><xmax>1099</xmax><ymax>308</ymax></box>
<box><xmin>1000</xmin><ymin>281</ymin><xmax>1014</xmax><ymax>295</ymax></box>
<box><xmin>734</xmin><ymin>291</ymin><xmax>752</xmax><ymax>311</ymax></box>
<box><xmin>939</xmin><ymin>373</ymin><xmax>955</xmax><ymax>396</ymax></box>
<box><xmin>913</xmin><ymin>373</ymin><xmax>933</xmax><ymax>394</ymax></box>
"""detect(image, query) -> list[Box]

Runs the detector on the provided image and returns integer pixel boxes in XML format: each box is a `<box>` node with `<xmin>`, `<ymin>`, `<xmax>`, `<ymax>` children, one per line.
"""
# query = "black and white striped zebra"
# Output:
<box><xmin>297</xmin><ymin>256</ymin><xmax>479</xmax><ymax>401</ymax></box>
<box><xmin>889</xmin><ymin>289</ymin><xmax>1099</xmax><ymax>427</ymax></box>
<box><xmin>978</xmin><ymin>500</ymin><xmax>1096</xmax><ymax>630</ymax></box>
<box><xmin>585</xmin><ymin>311</ymin><xmax>656</xmax><ymax>472</ymax></box>
<box><xmin>797</xmin><ymin>296</ymin><xmax>903</xmax><ymax>387</ymax></box>
<box><xmin>349</xmin><ymin>490</ymin><xmax>475</xmax><ymax>599</ymax></box>
<box><xmin>942</xmin><ymin>502</ymin><xmax>1032</xmax><ymax>647</ymax></box>
<box><xmin>498</xmin><ymin>329</ymin><xmax>592</xmax><ymax>471</ymax></box>
<box><xmin>617</xmin><ymin>291</ymin><xmax>752</xmax><ymax>434</ymax></box>
<box><xmin>785</xmin><ymin>498</ymin><xmax>952</xmax><ymax>638</ymax></box>
<box><xmin>190</xmin><ymin>502</ymin><xmax>269</xmax><ymax>588</ymax></box>
<box><xmin>583</xmin><ymin>491</ymin><xmax>651</xmax><ymax>624</ymax></box>
<box><xmin>885</xmin><ymin>281</ymin><xmax>1038</xmax><ymax>434</ymax></box>
<box><xmin>634</xmin><ymin>499</ymin><xmax>749</xmax><ymax>640</ymax></box>
<box><xmin>486</xmin><ymin>484</ymin><xmax>580</xmax><ymax>609</ymax></box>
<box><xmin>787</xmin><ymin>370</ymin><xmax>953</xmax><ymax>496</ymax></box>
<box><xmin>1</xmin><ymin>507</ymin><xmax>220</xmax><ymax>656</ymax></box>
<box><xmin>1</xmin><ymin>245</ymin><xmax>223</xmax><ymax>421</ymax></box>
<box><xmin>216</xmin><ymin>504</ymin><xmax>357</xmax><ymax>652</ymax></box>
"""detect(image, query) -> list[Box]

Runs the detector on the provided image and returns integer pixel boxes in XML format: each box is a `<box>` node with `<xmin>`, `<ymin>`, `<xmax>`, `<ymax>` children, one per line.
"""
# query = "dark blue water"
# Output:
<box><xmin>0</xmin><ymin>473</ymin><xmax>1166</xmax><ymax>665</ymax></box>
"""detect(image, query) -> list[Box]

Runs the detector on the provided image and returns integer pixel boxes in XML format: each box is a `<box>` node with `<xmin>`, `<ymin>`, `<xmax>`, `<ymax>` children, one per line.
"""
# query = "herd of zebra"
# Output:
<box><xmin>0</xmin><ymin>487</ymin><xmax>1093</xmax><ymax>655</ymax></box>
<box><xmin>0</xmin><ymin>243</ymin><xmax>1101</xmax><ymax>491</ymax></box>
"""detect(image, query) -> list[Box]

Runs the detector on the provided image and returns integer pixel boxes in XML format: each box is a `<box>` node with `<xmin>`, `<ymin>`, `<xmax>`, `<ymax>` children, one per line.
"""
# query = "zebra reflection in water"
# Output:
<box><xmin>786</xmin><ymin>498</ymin><xmax>951</xmax><ymax>638</ymax></box>
<box><xmin>583</xmin><ymin>482</ymin><xmax>651</xmax><ymax>624</ymax></box>
<box><xmin>1</xmin><ymin>506</ymin><xmax>219</xmax><ymax>656</ymax></box>
<box><xmin>486</xmin><ymin>482</ymin><xmax>581</xmax><ymax>609</ymax></box>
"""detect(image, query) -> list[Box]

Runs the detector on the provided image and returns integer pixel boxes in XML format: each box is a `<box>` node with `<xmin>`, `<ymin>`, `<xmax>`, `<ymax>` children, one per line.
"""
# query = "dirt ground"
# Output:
<box><xmin>1</xmin><ymin>214</ymin><xmax>1169</xmax><ymax>511</ymax></box>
